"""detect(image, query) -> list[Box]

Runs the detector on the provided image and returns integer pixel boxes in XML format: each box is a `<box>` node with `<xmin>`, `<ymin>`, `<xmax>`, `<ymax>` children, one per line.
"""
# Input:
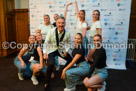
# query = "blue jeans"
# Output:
<box><xmin>83</xmin><ymin>37</ymin><xmax>89</xmax><ymax>57</ymax></box>
<box><xmin>90</xmin><ymin>37</ymin><xmax>95</xmax><ymax>49</ymax></box>
<box><xmin>55</xmin><ymin>56</ymin><xmax>59</xmax><ymax>68</ymax></box>
<box><xmin>14</xmin><ymin>53</ymin><xmax>32</xmax><ymax>78</ymax></box>
<box><xmin>65</xmin><ymin>61</ymin><xmax>90</xmax><ymax>88</ymax></box>
<box><xmin>30</xmin><ymin>60</ymin><xmax>47</xmax><ymax>73</ymax></box>
<box><xmin>92</xmin><ymin>67</ymin><xmax>108</xmax><ymax>81</ymax></box>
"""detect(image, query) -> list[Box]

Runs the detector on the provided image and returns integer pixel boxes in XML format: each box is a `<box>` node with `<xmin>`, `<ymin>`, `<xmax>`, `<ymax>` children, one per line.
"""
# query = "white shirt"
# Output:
<box><xmin>43</xmin><ymin>27</ymin><xmax>70</xmax><ymax>54</ymax></box>
<box><xmin>90</xmin><ymin>21</ymin><xmax>102</xmax><ymax>37</ymax></box>
<box><xmin>76</xmin><ymin>18</ymin><xmax>87</xmax><ymax>34</ymax></box>
<box><xmin>38</xmin><ymin>23</ymin><xmax>53</xmax><ymax>39</ymax></box>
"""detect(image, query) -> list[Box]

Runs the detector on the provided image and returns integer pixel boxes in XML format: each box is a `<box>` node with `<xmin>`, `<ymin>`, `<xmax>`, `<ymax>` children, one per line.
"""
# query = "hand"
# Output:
<box><xmin>87</xmin><ymin>26</ymin><xmax>90</xmax><ymax>30</ymax></box>
<box><xmin>43</xmin><ymin>53</ymin><xmax>48</xmax><ymax>59</ymax></box>
<box><xmin>67</xmin><ymin>2</ymin><xmax>73</xmax><ymax>6</ymax></box>
<box><xmin>20</xmin><ymin>62</ymin><xmax>26</xmax><ymax>68</ymax></box>
<box><xmin>85</xmin><ymin>57</ymin><xmax>88</xmax><ymax>62</ymax></box>
<box><xmin>83</xmin><ymin>77</ymin><xmax>89</xmax><ymax>87</ymax></box>
<box><xmin>62</xmin><ymin>52</ymin><xmax>67</xmax><ymax>57</ymax></box>
<box><xmin>61</xmin><ymin>69</ymin><xmax>66</xmax><ymax>79</ymax></box>
<box><xmin>39</xmin><ymin>64</ymin><xmax>43</xmax><ymax>70</ymax></box>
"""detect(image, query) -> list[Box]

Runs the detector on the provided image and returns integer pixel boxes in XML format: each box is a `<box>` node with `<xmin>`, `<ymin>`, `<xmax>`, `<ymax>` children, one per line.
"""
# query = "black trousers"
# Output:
<box><xmin>45</xmin><ymin>50</ymin><xmax>72</xmax><ymax>84</ymax></box>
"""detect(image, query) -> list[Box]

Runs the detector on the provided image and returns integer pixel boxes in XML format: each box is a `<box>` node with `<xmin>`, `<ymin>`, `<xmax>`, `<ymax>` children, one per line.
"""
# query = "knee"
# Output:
<box><xmin>65</xmin><ymin>70</ymin><xmax>72</xmax><ymax>77</ymax></box>
<box><xmin>21</xmin><ymin>65</ymin><xmax>27</xmax><ymax>70</ymax></box>
<box><xmin>32</xmin><ymin>64</ymin><xmax>41</xmax><ymax>71</ymax></box>
<box><xmin>83</xmin><ymin>78</ymin><xmax>93</xmax><ymax>88</ymax></box>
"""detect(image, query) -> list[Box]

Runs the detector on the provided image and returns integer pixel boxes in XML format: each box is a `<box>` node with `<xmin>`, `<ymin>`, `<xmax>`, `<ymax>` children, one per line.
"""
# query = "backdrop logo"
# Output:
<box><xmin>115</xmin><ymin>32</ymin><xmax>123</xmax><ymax>35</ymax></box>
<box><xmin>104</xmin><ymin>12</ymin><xmax>113</xmax><ymax>16</ymax></box>
<box><xmin>114</xmin><ymin>37</ymin><xmax>119</xmax><ymax>40</ymax></box>
<box><xmin>109</xmin><ymin>27</ymin><xmax>115</xmax><ymax>30</ymax></box>
<box><xmin>101</xmin><ymin>9</ymin><xmax>108</xmax><ymax>11</ymax></box>
<box><xmin>58</xmin><ymin>1</ymin><xmax>64</xmax><ymax>4</ymax></box>
<box><xmin>119</xmin><ymin>8</ymin><xmax>126</xmax><ymax>11</ymax></box>
<box><xmin>92</xmin><ymin>3</ymin><xmax>101</xmax><ymax>7</ymax></box>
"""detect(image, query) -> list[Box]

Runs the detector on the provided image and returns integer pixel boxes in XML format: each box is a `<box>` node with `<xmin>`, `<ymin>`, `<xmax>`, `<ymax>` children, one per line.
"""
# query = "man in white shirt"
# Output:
<box><xmin>43</xmin><ymin>17</ymin><xmax>72</xmax><ymax>87</ymax></box>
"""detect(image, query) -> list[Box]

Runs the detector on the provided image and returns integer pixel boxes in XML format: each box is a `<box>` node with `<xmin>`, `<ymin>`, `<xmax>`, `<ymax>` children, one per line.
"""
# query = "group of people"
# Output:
<box><xmin>14</xmin><ymin>0</ymin><xmax>108</xmax><ymax>91</ymax></box>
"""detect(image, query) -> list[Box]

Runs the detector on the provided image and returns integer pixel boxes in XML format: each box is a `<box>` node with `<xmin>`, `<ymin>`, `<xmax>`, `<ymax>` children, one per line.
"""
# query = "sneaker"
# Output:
<box><xmin>44</xmin><ymin>84</ymin><xmax>48</xmax><ymax>88</ymax></box>
<box><xmin>18</xmin><ymin>73</ymin><xmax>24</xmax><ymax>80</ymax></box>
<box><xmin>31</xmin><ymin>75</ymin><xmax>39</xmax><ymax>85</ymax></box>
<box><xmin>97</xmin><ymin>81</ymin><xmax>106</xmax><ymax>91</ymax></box>
<box><xmin>64</xmin><ymin>86</ymin><xmax>76</xmax><ymax>91</ymax></box>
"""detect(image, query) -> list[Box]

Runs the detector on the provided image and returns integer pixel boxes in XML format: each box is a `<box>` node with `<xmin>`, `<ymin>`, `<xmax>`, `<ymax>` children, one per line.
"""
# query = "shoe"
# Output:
<box><xmin>31</xmin><ymin>75</ymin><xmax>39</xmax><ymax>85</ymax></box>
<box><xmin>64</xmin><ymin>86</ymin><xmax>76</xmax><ymax>91</ymax></box>
<box><xmin>18</xmin><ymin>73</ymin><xmax>24</xmax><ymax>80</ymax></box>
<box><xmin>97</xmin><ymin>81</ymin><xmax>106</xmax><ymax>91</ymax></box>
<box><xmin>44</xmin><ymin>84</ymin><xmax>48</xmax><ymax>88</ymax></box>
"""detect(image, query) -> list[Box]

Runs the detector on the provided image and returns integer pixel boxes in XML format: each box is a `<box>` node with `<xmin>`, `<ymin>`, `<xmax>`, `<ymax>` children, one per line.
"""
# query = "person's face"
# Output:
<box><xmin>79</xmin><ymin>11</ymin><xmax>85</xmax><ymax>20</ymax></box>
<box><xmin>35</xmin><ymin>33</ymin><xmax>42</xmax><ymax>42</ymax></box>
<box><xmin>44</xmin><ymin>16</ymin><xmax>50</xmax><ymax>24</ymax></box>
<box><xmin>93</xmin><ymin>36</ymin><xmax>102</xmax><ymax>47</ymax></box>
<box><xmin>54</xmin><ymin>14</ymin><xmax>59</xmax><ymax>21</ymax></box>
<box><xmin>74</xmin><ymin>34</ymin><xmax>82</xmax><ymax>45</ymax></box>
<box><xmin>56</xmin><ymin>18</ymin><xmax>65</xmax><ymax>31</ymax></box>
<box><xmin>93</xmin><ymin>11</ymin><xmax>99</xmax><ymax>20</ymax></box>
<box><xmin>28</xmin><ymin>36</ymin><xmax>35</xmax><ymax>44</ymax></box>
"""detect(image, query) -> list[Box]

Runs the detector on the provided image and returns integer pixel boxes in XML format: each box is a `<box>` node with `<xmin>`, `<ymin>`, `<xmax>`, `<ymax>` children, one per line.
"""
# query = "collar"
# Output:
<box><xmin>58</xmin><ymin>29</ymin><xmax>64</xmax><ymax>34</ymax></box>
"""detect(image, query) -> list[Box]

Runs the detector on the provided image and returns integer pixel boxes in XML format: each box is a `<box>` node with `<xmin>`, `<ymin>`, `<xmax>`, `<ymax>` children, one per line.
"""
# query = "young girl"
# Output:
<box><xmin>89</xmin><ymin>10</ymin><xmax>102</xmax><ymax>49</ymax></box>
<box><xmin>61</xmin><ymin>33</ymin><xmax>90</xmax><ymax>91</ymax></box>
<box><xmin>84</xmin><ymin>34</ymin><xmax>108</xmax><ymax>91</ymax></box>
<box><xmin>37</xmin><ymin>14</ymin><xmax>54</xmax><ymax>40</ymax></box>
<box><xmin>14</xmin><ymin>35</ymin><xmax>35</xmax><ymax>80</ymax></box>
<box><xmin>64</xmin><ymin>0</ymin><xmax>89</xmax><ymax>57</ymax></box>
<box><xmin>30</xmin><ymin>33</ymin><xmax>47</xmax><ymax>85</ymax></box>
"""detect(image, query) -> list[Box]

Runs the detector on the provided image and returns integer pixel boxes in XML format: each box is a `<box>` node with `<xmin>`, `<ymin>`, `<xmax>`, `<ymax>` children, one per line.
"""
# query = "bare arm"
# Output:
<box><xmin>97</xmin><ymin>28</ymin><xmax>102</xmax><ymax>35</ymax></box>
<box><xmin>64</xmin><ymin>54</ymin><xmax>82</xmax><ymax>71</ymax></box>
<box><xmin>18</xmin><ymin>48</ymin><xmax>28</xmax><ymax>63</ymax></box>
<box><xmin>37</xmin><ymin>46</ymin><xmax>43</xmax><ymax>69</ymax></box>
<box><xmin>87</xmin><ymin>49</ymin><xmax>96</xmax><ymax>61</ymax></box>
<box><xmin>18</xmin><ymin>46</ymin><xmax>28</xmax><ymax>68</ymax></box>
<box><xmin>83</xmin><ymin>27</ymin><xmax>87</xmax><ymax>39</ymax></box>
<box><xmin>75</xmin><ymin>0</ymin><xmax>79</xmax><ymax>17</ymax></box>
<box><xmin>85</xmin><ymin>21</ymin><xmax>90</xmax><ymax>30</ymax></box>
<box><xmin>61</xmin><ymin>54</ymin><xmax>82</xmax><ymax>79</ymax></box>
<box><xmin>37</xmin><ymin>29</ymin><xmax>41</xmax><ymax>33</ymax></box>
<box><xmin>64</xmin><ymin>3</ymin><xmax>73</xmax><ymax>19</ymax></box>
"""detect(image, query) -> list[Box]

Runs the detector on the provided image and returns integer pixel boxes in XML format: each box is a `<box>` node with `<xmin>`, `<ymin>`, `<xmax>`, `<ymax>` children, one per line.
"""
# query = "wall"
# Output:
<box><xmin>15</xmin><ymin>0</ymin><xmax>29</xmax><ymax>9</ymax></box>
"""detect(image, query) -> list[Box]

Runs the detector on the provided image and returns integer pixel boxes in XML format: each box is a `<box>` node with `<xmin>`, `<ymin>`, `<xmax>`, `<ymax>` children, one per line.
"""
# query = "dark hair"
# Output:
<box><xmin>76</xmin><ymin>33</ymin><xmax>83</xmax><ymax>39</ymax></box>
<box><xmin>54</xmin><ymin>14</ymin><xmax>59</xmax><ymax>17</ymax></box>
<box><xmin>57</xmin><ymin>17</ymin><xmax>65</xmax><ymax>22</ymax></box>
<box><xmin>80</xmin><ymin>10</ymin><xmax>86</xmax><ymax>21</ymax></box>
<box><xmin>93</xmin><ymin>34</ymin><xmax>102</xmax><ymax>39</ymax></box>
<box><xmin>93</xmin><ymin>10</ymin><xmax>100</xmax><ymax>20</ymax></box>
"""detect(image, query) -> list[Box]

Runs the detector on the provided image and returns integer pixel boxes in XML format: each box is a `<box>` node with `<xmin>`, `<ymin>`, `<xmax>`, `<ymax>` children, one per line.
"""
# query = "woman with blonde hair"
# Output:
<box><xmin>37</xmin><ymin>14</ymin><xmax>53</xmax><ymax>40</ymax></box>
<box><xmin>14</xmin><ymin>35</ymin><xmax>35</xmax><ymax>80</ymax></box>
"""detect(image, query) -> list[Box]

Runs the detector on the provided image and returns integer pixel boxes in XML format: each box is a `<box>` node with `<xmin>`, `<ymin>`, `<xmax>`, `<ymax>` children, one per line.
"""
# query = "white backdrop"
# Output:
<box><xmin>29</xmin><ymin>0</ymin><xmax>131</xmax><ymax>70</ymax></box>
